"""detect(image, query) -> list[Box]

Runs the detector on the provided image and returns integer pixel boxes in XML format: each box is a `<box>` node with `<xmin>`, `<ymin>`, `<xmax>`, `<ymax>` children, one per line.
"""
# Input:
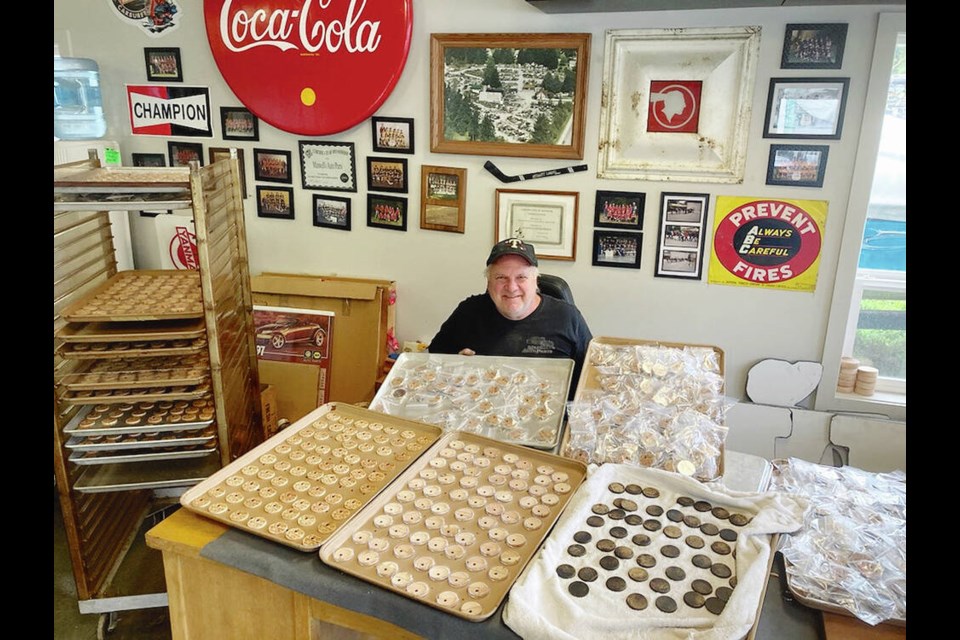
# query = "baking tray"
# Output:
<box><xmin>69</xmin><ymin>445</ymin><xmax>218</xmax><ymax>466</ymax></box>
<box><xmin>59</xmin><ymin>382</ymin><xmax>211</xmax><ymax>405</ymax></box>
<box><xmin>58</xmin><ymin>336</ymin><xmax>208</xmax><ymax>359</ymax></box>
<box><xmin>59</xmin><ymin>366</ymin><xmax>209</xmax><ymax>391</ymax></box>
<box><xmin>60</xmin><ymin>270</ymin><xmax>204</xmax><ymax>322</ymax></box>
<box><xmin>319</xmin><ymin>430</ymin><xmax>588</xmax><ymax>623</ymax></box>
<box><xmin>62</xmin><ymin>403</ymin><xmax>215</xmax><ymax>437</ymax></box>
<box><xmin>180</xmin><ymin>403</ymin><xmax>445</xmax><ymax>552</ymax></box>
<box><xmin>65</xmin><ymin>427</ymin><xmax>216</xmax><ymax>452</ymax></box>
<box><xmin>73</xmin><ymin>455</ymin><xmax>220</xmax><ymax>494</ymax></box>
<box><xmin>369</xmin><ymin>352</ymin><xmax>574</xmax><ymax>450</ymax></box>
<box><xmin>55</xmin><ymin>317</ymin><xmax>207</xmax><ymax>343</ymax></box>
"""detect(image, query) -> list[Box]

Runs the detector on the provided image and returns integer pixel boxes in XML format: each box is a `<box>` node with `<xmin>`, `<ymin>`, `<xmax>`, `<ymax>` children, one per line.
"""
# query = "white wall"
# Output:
<box><xmin>53</xmin><ymin>0</ymin><xmax>905</xmax><ymax>411</ymax></box>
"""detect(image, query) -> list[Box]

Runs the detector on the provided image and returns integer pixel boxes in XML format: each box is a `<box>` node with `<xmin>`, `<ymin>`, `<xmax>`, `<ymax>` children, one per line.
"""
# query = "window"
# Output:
<box><xmin>818</xmin><ymin>14</ymin><xmax>905</xmax><ymax>420</ymax></box>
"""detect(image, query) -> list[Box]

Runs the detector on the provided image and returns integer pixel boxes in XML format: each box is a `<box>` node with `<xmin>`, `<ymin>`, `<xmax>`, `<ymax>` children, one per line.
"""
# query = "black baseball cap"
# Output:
<box><xmin>486</xmin><ymin>238</ymin><xmax>538</xmax><ymax>266</ymax></box>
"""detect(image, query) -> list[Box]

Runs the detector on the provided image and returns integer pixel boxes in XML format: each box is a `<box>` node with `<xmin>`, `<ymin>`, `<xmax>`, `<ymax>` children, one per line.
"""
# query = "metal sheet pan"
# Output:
<box><xmin>63</xmin><ymin>404</ymin><xmax>214</xmax><ymax>437</ymax></box>
<box><xmin>69</xmin><ymin>446</ymin><xmax>217</xmax><ymax>466</ymax></box>
<box><xmin>55</xmin><ymin>317</ymin><xmax>206</xmax><ymax>343</ymax></box>
<box><xmin>65</xmin><ymin>430</ymin><xmax>215</xmax><ymax>452</ymax></box>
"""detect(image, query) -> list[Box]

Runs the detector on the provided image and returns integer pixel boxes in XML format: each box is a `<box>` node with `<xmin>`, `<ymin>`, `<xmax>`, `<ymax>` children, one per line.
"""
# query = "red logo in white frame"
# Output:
<box><xmin>647</xmin><ymin>80</ymin><xmax>702</xmax><ymax>134</ymax></box>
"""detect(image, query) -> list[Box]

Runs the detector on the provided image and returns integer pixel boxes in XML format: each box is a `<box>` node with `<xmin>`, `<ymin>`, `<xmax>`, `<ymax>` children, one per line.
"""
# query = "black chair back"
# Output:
<box><xmin>537</xmin><ymin>274</ymin><xmax>575</xmax><ymax>306</ymax></box>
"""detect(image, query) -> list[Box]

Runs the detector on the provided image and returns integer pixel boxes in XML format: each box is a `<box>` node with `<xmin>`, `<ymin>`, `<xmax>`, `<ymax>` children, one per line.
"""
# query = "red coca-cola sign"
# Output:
<box><xmin>204</xmin><ymin>0</ymin><xmax>412</xmax><ymax>136</ymax></box>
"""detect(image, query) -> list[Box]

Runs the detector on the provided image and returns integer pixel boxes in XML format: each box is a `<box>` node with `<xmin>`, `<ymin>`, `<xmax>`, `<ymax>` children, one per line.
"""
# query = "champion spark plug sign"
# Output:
<box><xmin>204</xmin><ymin>0</ymin><xmax>413</xmax><ymax>136</ymax></box>
<box><xmin>708</xmin><ymin>196</ymin><xmax>827</xmax><ymax>292</ymax></box>
<box><xmin>127</xmin><ymin>85</ymin><xmax>214</xmax><ymax>137</ymax></box>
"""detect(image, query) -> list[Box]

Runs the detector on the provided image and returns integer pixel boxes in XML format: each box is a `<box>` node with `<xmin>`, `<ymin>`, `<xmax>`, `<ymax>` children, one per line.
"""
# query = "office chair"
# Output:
<box><xmin>537</xmin><ymin>273</ymin><xmax>575</xmax><ymax>306</ymax></box>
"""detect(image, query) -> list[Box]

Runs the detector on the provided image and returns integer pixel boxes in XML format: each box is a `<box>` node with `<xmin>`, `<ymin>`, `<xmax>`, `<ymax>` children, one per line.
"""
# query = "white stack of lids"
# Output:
<box><xmin>854</xmin><ymin>365</ymin><xmax>879</xmax><ymax>396</ymax></box>
<box><xmin>837</xmin><ymin>357</ymin><xmax>859</xmax><ymax>394</ymax></box>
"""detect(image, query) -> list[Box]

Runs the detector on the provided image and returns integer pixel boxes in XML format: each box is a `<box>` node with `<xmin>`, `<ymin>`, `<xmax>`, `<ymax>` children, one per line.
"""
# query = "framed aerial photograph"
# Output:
<box><xmin>313</xmin><ymin>195</ymin><xmax>351</xmax><ymax>231</ymax></box>
<box><xmin>593</xmin><ymin>230</ymin><xmax>643</xmax><ymax>269</ymax></box>
<box><xmin>763</xmin><ymin>77</ymin><xmax>850</xmax><ymax>140</ymax></box>
<box><xmin>655</xmin><ymin>192</ymin><xmax>709</xmax><ymax>280</ymax></box>
<box><xmin>131</xmin><ymin>153</ymin><xmax>166</xmax><ymax>167</ymax></box>
<box><xmin>420</xmin><ymin>165</ymin><xmax>466</xmax><ymax>233</ymax></box>
<box><xmin>781</xmin><ymin>23</ymin><xmax>848</xmax><ymax>70</ymax></box>
<box><xmin>167</xmin><ymin>141</ymin><xmax>203</xmax><ymax>167</ymax></box>
<box><xmin>299</xmin><ymin>141</ymin><xmax>357</xmax><ymax>192</ymax></box>
<box><xmin>430</xmin><ymin>33</ymin><xmax>590</xmax><ymax>160</ymax></box>
<box><xmin>371</xmin><ymin>116</ymin><xmax>415</xmax><ymax>154</ymax></box>
<box><xmin>144</xmin><ymin>47</ymin><xmax>182</xmax><ymax>82</ymax></box>
<box><xmin>766</xmin><ymin>144</ymin><xmax>829</xmax><ymax>188</ymax></box>
<box><xmin>367</xmin><ymin>156</ymin><xmax>408</xmax><ymax>193</ymax></box>
<box><xmin>594</xmin><ymin>190</ymin><xmax>645</xmax><ymax>230</ymax></box>
<box><xmin>367</xmin><ymin>194</ymin><xmax>408</xmax><ymax>231</ymax></box>
<box><xmin>208</xmin><ymin>147</ymin><xmax>248</xmax><ymax>198</ymax></box>
<box><xmin>220</xmin><ymin>106</ymin><xmax>260</xmax><ymax>141</ymax></box>
<box><xmin>253</xmin><ymin>148</ymin><xmax>292</xmax><ymax>184</ymax></box>
<box><xmin>256</xmin><ymin>186</ymin><xmax>295</xmax><ymax>220</ymax></box>
<box><xmin>495</xmin><ymin>189</ymin><xmax>579</xmax><ymax>261</ymax></box>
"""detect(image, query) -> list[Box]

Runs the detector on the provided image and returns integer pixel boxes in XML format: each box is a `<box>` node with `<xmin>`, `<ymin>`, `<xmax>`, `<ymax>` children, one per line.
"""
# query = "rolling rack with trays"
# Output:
<box><xmin>53</xmin><ymin>150</ymin><xmax>264</xmax><ymax>637</ymax></box>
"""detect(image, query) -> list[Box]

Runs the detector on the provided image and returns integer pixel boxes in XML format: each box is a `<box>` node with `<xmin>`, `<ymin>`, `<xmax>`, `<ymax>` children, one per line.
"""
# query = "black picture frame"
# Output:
<box><xmin>256</xmin><ymin>186</ymin><xmax>295</xmax><ymax>220</ymax></box>
<box><xmin>594</xmin><ymin>190</ymin><xmax>645</xmax><ymax>230</ymax></box>
<box><xmin>371</xmin><ymin>116</ymin><xmax>415</xmax><ymax>154</ymax></box>
<box><xmin>781</xmin><ymin>23</ymin><xmax>848</xmax><ymax>70</ymax></box>
<box><xmin>167</xmin><ymin>141</ymin><xmax>204</xmax><ymax>168</ymax></box>
<box><xmin>209</xmin><ymin>147</ymin><xmax>248</xmax><ymax>199</ymax></box>
<box><xmin>766</xmin><ymin>144</ymin><xmax>830</xmax><ymax>188</ymax></box>
<box><xmin>367</xmin><ymin>194</ymin><xmax>408</xmax><ymax>231</ymax></box>
<box><xmin>763</xmin><ymin>77</ymin><xmax>850</xmax><ymax>140</ymax></box>
<box><xmin>367</xmin><ymin>156</ymin><xmax>408</xmax><ymax>193</ymax></box>
<box><xmin>298</xmin><ymin>141</ymin><xmax>357</xmax><ymax>192</ymax></box>
<box><xmin>131</xmin><ymin>153</ymin><xmax>166</xmax><ymax>167</ymax></box>
<box><xmin>313</xmin><ymin>195</ymin><xmax>352</xmax><ymax>231</ymax></box>
<box><xmin>592</xmin><ymin>230</ymin><xmax>643</xmax><ymax>269</ymax></box>
<box><xmin>220</xmin><ymin>106</ymin><xmax>260</xmax><ymax>141</ymax></box>
<box><xmin>144</xmin><ymin>47</ymin><xmax>183</xmax><ymax>82</ymax></box>
<box><xmin>253</xmin><ymin>148</ymin><xmax>293</xmax><ymax>184</ymax></box>
<box><xmin>654</xmin><ymin>192</ymin><xmax>710</xmax><ymax>280</ymax></box>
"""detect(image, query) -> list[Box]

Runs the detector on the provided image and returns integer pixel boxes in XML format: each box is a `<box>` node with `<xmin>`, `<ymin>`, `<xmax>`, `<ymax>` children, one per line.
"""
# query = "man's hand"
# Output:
<box><xmin>458</xmin><ymin>348</ymin><xmax>476</xmax><ymax>356</ymax></box>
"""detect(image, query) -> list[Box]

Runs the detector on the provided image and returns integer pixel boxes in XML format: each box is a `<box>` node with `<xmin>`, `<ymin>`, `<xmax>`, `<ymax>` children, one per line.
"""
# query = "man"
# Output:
<box><xmin>429</xmin><ymin>238</ymin><xmax>593</xmax><ymax>393</ymax></box>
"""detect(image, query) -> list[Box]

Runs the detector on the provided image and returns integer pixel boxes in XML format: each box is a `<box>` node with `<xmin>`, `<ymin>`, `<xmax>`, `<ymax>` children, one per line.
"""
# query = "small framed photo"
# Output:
<box><xmin>655</xmin><ymin>192</ymin><xmax>710</xmax><ymax>280</ymax></box>
<box><xmin>208</xmin><ymin>147</ymin><xmax>248</xmax><ymax>198</ymax></box>
<box><xmin>253</xmin><ymin>148</ymin><xmax>293</xmax><ymax>184</ymax></box>
<box><xmin>371</xmin><ymin>116</ymin><xmax>414</xmax><ymax>154</ymax></box>
<box><xmin>766</xmin><ymin>144</ymin><xmax>829</xmax><ymax>188</ymax></box>
<box><xmin>313</xmin><ymin>195</ymin><xmax>352</xmax><ymax>231</ymax></box>
<box><xmin>131</xmin><ymin>153</ymin><xmax>166</xmax><ymax>167</ymax></box>
<box><xmin>167</xmin><ymin>141</ymin><xmax>203</xmax><ymax>168</ymax></box>
<box><xmin>592</xmin><ymin>230</ymin><xmax>642</xmax><ymax>269</ymax></box>
<box><xmin>594</xmin><ymin>190</ymin><xmax>645</xmax><ymax>230</ymax></box>
<box><xmin>220</xmin><ymin>106</ymin><xmax>260</xmax><ymax>141</ymax></box>
<box><xmin>781</xmin><ymin>23</ymin><xmax>848</xmax><ymax>70</ymax></box>
<box><xmin>367</xmin><ymin>157</ymin><xmax>408</xmax><ymax>193</ymax></box>
<box><xmin>763</xmin><ymin>77</ymin><xmax>850</xmax><ymax>140</ymax></box>
<box><xmin>256</xmin><ymin>186</ymin><xmax>295</xmax><ymax>220</ymax></box>
<box><xmin>299</xmin><ymin>141</ymin><xmax>357</xmax><ymax>192</ymax></box>
<box><xmin>144</xmin><ymin>47</ymin><xmax>182</xmax><ymax>82</ymax></box>
<box><xmin>420</xmin><ymin>165</ymin><xmax>466</xmax><ymax>233</ymax></box>
<box><xmin>367</xmin><ymin>194</ymin><xmax>408</xmax><ymax>231</ymax></box>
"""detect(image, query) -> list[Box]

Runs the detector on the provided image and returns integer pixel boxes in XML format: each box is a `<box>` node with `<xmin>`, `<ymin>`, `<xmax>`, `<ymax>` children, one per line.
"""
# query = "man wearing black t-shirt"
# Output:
<box><xmin>428</xmin><ymin>238</ymin><xmax>593</xmax><ymax>393</ymax></box>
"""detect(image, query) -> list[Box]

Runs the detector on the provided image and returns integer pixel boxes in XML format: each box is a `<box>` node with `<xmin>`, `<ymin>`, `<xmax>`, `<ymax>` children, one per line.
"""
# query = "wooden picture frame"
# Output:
<box><xmin>208</xmin><ymin>147</ymin><xmax>248</xmax><ymax>199</ymax></box>
<box><xmin>430</xmin><ymin>32</ymin><xmax>590</xmax><ymax>160</ymax></box>
<box><xmin>298</xmin><ymin>141</ymin><xmax>357</xmax><ymax>192</ymax></box>
<box><xmin>420</xmin><ymin>165</ymin><xmax>466</xmax><ymax>233</ymax></box>
<box><xmin>763</xmin><ymin>77</ymin><xmax>850</xmax><ymax>140</ymax></box>
<box><xmin>167</xmin><ymin>141</ymin><xmax>203</xmax><ymax>167</ymax></box>
<box><xmin>220</xmin><ymin>106</ymin><xmax>260</xmax><ymax>141</ymax></box>
<box><xmin>144</xmin><ymin>47</ymin><xmax>182</xmax><ymax>82</ymax></box>
<box><xmin>594</xmin><ymin>190</ymin><xmax>645</xmax><ymax>230</ymax></box>
<box><xmin>313</xmin><ymin>195</ymin><xmax>351</xmax><ymax>231</ymax></box>
<box><xmin>367</xmin><ymin>194</ymin><xmax>408</xmax><ymax>231</ymax></box>
<box><xmin>766</xmin><ymin>144</ymin><xmax>829</xmax><ymax>188</ymax></box>
<box><xmin>131</xmin><ymin>153</ymin><xmax>166</xmax><ymax>167</ymax></box>
<box><xmin>253</xmin><ymin>148</ymin><xmax>292</xmax><ymax>184</ymax></box>
<box><xmin>371</xmin><ymin>116</ymin><xmax>415</xmax><ymax>154</ymax></box>
<box><xmin>781</xmin><ymin>23</ymin><xmax>848</xmax><ymax>70</ymax></box>
<box><xmin>654</xmin><ymin>192</ymin><xmax>710</xmax><ymax>280</ymax></box>
<box><xmin>592</xmin><ymin>230</ymin><xmax>643</xmax><ymax>269</ymax></box>
<box><xmin>495</xmin><ymin>189</ymin><xmax>579</xmax><ymax>261</ymax></box>
<box><xmin>256</xmin><ymin>186</ymin><xmax>295</xmax><ymax>220</ymax></box>
<box><xmin>366</xmin><ymin>156</ymin><xmax>408</xmax><ymax>193</ymax></box>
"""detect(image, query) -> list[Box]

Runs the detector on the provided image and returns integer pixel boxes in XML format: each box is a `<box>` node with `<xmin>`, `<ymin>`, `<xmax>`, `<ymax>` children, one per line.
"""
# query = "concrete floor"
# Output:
<box><xmin>53</xmin><ymin>485</ymin><xmax>173</xmax><ymax>640</ymax></box>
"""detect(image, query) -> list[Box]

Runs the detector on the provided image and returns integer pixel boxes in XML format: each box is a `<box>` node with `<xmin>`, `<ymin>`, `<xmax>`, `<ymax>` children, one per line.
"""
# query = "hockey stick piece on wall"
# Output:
<box><xmin>483</xmin><ymin>160</ymin><xmax>588</xmax><ymax>183</ymax></box>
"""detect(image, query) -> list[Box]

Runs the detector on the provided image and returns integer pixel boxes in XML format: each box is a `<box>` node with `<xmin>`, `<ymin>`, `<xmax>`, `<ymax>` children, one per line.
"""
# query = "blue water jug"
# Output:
<box><xmin>54</xmin><ymin>57</ymin><xmax>107</xmax><ymax>140</ymax></box>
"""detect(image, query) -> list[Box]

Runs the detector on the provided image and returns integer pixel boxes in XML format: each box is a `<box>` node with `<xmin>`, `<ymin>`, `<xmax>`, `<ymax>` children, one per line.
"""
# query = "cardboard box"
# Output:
<box><xmin>260</xmin><ymin>384</ymin><xmax>279</xmax><ymax>438</ymax></box>
<box><xmin>251</xmin><ymin>272</ymin><xmax>396</xmax><ymax>421</ymax></box>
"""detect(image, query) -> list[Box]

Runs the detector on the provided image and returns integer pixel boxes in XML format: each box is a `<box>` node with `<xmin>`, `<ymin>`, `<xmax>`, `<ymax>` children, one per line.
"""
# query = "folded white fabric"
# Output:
<box><xmin>503</xmin><ymin>463</ymin><xmax>806</xmax><ymax>640</ymax></box>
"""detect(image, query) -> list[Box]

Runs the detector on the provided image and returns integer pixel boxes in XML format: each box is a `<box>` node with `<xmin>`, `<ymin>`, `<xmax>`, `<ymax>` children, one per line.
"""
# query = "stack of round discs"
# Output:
<box><xmin>854</xmin><ymin>366</ymin><xmax>878</xmax><ymax>396</ymax></box>
<box><xmin>836</xmin><ymin>357</ymin><xmax>859</xmax><ymax>393</ymax></box>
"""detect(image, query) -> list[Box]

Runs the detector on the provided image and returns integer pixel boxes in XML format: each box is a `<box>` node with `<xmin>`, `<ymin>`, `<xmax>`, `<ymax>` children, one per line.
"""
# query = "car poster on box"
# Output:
<box><xmin>253</xmin><ymin>305</ymin><xmax>335</xmax><ymax>402</ymax></box>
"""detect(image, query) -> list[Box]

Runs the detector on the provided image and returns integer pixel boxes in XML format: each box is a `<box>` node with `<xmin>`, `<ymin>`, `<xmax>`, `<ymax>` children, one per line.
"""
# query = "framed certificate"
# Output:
<box><xmin>495</xmin><ymin>189</ymin><xmax>579</xmax><ymax>261</ymax></box>
<box><xmin>298</xmin><ymin>141</ymin><xmax>357</xmax><ymax>192</ymax></box>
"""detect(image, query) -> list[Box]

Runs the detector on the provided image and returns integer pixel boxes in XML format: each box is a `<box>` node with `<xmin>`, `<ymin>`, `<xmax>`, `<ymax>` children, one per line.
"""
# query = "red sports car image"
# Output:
<box><xmin>256</xmin><ymin>316</ymin><xmax>326</xmax><ymax>350</ymax></box>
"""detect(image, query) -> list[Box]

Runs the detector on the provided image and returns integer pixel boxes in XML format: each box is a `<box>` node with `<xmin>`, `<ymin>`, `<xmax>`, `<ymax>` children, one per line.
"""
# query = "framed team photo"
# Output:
<box><xmin>220</xmin><ymin>106</ymin><xmax>260</xmax><ymax>141</ymax></box>
<box><xmin>313</xmin><ymin>195</ymin><xmax>352</xmax><ymax>231</ymax></box>
<box><xmin>766</xmin><ymin>144</ymin><xmax>829</xmax><ymax>188</ymax></box>
<box><xmin>367</xmin><ymin>157</ymin><xmax>408</xmax><ymax>193</ymax></box>
<box><xmin>167</xmin><ymin>141</ymin><xmax>203</xmax><ymax>168</ymax></box>
<box><xmin>256</xmin><ymin>186</ymin><xmax>295</xmax><ymax>220</ymax></box>
<box><xmin>781</xmin><ymin>23</ymin><xmax>848</xmax><ymax>70</ymax></box>
<box><xmin>144</xmin><ymin>47</ymin><xmax>183</xmax><ymax>82</ymax></box>
<box><xmin>592</xmin><ymin>230</ymin><xmax>642</xmax><ymax>269</ymax></box>
<box><xmin>131</xmin><ymin>152</ymin><xmax>166</xmax><ymax>167</ymax></box>
<box><xmin>371</xmin><ymin>116</ymin><xmax>415</xmax><ymax>154</ymax></box>
<box><xmin>594</xmin><ymin>190</ymin><xmax>645</xmax><ymax>230</ymax></box>
<box><xmin>253</xmin><ymin>148</ymin><xmax>293</xmax><ymax>184</ymax></box>
<box><xmin>367</xmin><ymin>194</ymin><xmax>408</xmax><ymax>231</ymax></box>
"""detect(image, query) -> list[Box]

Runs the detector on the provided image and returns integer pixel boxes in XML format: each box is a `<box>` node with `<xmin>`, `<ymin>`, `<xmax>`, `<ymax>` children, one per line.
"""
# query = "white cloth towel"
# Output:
<box><xmin>503</xmin><ymin>464</ymin><xmax>806</xmax><ymax>640</ymax></box>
